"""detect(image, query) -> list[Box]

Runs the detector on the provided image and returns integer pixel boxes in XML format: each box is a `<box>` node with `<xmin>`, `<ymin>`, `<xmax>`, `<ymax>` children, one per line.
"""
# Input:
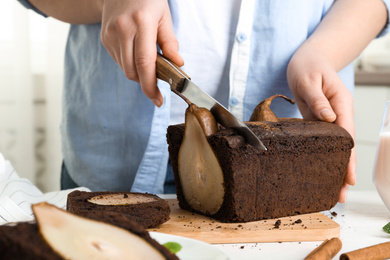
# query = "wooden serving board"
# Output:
<box><xmin>148</xmin><ymin>199</ymin><xmax>339</xmax><ymax>244</ymax></box>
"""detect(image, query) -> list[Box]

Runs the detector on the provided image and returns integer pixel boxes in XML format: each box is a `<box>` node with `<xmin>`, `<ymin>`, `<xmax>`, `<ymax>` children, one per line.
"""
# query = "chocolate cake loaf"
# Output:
<box><xmin>166</xmin><ymin>95</ymin><xmax>354</xmax><ymax>223</ymax></box>
<box><xmin>0</xmin><ymin>205</ymin><xmax>178</xmax><ymax>260</ymax></box>
<box><xmin>67</xmin><ymin>191</ymin><xmax>170</xmax><ymax>228</ymax></box>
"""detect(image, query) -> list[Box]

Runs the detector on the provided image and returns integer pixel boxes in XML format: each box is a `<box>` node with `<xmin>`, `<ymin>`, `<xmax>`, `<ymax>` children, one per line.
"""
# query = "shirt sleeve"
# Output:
<box><xmin>378</xmin><ymin>0</ymin><xmax>390</xmax><ymax>37</ymax></box>
<box><xmin>17</xmin><ymin>0</ymin><xmax>48</xmax><ymax>18</ymax></box>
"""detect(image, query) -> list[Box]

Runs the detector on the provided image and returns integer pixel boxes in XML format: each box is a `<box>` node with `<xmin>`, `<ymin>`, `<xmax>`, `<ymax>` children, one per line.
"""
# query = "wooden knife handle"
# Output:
<box><xmin>156</xmin><ymin>53</ymin><xmax>190</xmax><ymax>92</ymax></box>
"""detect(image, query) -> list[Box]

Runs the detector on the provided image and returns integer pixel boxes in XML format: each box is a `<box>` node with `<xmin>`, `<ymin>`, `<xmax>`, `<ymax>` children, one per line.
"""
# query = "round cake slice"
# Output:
<box><xmin>66</xmin><ymin>191</ymin><xmax>170</xmax><ymax>228</ymax></box>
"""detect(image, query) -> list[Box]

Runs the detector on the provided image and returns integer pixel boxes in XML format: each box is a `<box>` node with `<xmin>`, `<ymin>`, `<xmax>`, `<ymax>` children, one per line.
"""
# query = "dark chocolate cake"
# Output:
<box><xmin>167</xmin><ymin>119</ymin><xmax>354</xmax><ymax>223</ymax></box>
<box><xmin>67</xmin><ymin>191</ymin><xmax>170</xmax><ymax>228</ymax></box>
<box><xmin>0</xmin><ymin>210</ymin><xmax>178</xmax><ymax>259</ymax></box>
<box><xmin>0</xmin><ymin>223</ymin><xmax>61</xmax><ymax>260</ymax></box>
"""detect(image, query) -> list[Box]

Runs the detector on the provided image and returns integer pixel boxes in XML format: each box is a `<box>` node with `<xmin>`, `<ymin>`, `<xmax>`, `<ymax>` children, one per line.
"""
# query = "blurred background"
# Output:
<box><xmin>0</xmin><ymin>1</ymin><xmax>67</xmax><ymax>192</ymax></box>
<box><xmin>1</xmin><ymin>1</ymin><xmax>390</xmax><ymax>192</ymax></box>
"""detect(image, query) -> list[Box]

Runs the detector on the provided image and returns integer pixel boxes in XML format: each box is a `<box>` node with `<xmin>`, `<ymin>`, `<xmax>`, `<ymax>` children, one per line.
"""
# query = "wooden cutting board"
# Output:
<box><xmin>148</xmin><ymin>199</ymin><xmax>339</xmax><ymax>244</ymax></box>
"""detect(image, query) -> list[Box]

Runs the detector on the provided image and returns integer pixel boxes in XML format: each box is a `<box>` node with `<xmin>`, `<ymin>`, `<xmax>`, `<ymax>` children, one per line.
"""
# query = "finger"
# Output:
<box><xmin>297</xmin><ymin>73</ymin><xmax>337</xmax><ymax>122</ymax></box>
<box><xmin>326</xmin><ymin>75</ymin><xmax>354</xmax><ymax>134</ymax></box>
<box><xmin>134</xmin><ymin>22</ymin><xmax>163</xmax><ymax>107</ymax></box>
<box><xmin>119</xmin><ymin>38</ymin><xmax>139</xmax><ymax>82</ymax></box>
<box><xmin>101</xmin><ymin>13</ymin><xmax>140</xmax><ymax>82</ymax></box>
<box><xmin>333</xmin><ymin>108</ymin><xmax>355</xmax><ymax>187</ymax></box>
<box><xmin>293</xmin><ymin>98</ymin><xmax>315</xmax><ymax>120</ymax></box>
<box><xmin>111</xmin><ymin>17</ymin><xmax>139</xmax><ymax>82</ymax></box>
<box><xmin>338</xmin><ymin>182</ymin><xmax>349</xmax><ymax>203</ymax></box>
<box><xmin>157</xmin><ymin>9</ymin><xmax>183</xmax><ymax>66</ymax></box>
<box><xmin>326</xmin><ymin>78</ymin><xmax>356</xmax><ymax>186</ymax></box>
<box><xmin>101</xmin><ymin>26</ymin><xmax>124</xmax><ymax>72</ymax></box>
<box><xmin>345</xmin><ymin>148</ymin><xmax>357</xmax><ymax>185</ymax></box>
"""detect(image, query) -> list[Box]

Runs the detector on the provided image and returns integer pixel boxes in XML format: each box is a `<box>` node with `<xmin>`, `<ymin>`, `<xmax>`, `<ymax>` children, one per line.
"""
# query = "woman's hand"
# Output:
<box><xmin>100</xmin><ymin>0</ymin><xmax>183</xmax><ymax>107</ymax></box>
<box><xmin>287</xmin><ymin>43</ymin><xmax>356</xmax><ymax>203</ymax></box>
<box><xmin>287</xmin><ymin>0</ymin><xmax>387</xmax><ymax>203</ymax></box>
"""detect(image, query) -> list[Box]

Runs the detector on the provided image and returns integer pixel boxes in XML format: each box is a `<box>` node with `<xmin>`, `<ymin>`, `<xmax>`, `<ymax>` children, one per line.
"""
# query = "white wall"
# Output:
<box><xmin>353</xmin><ymin>86</ymin><xmax>390</xmax><ymax>191</ymax></box>
<box><xmin>353</xmin><ymin>33</ymin><xmax>390</xmax><ymax>191</ymax></box>
<box><xmin>0</xmin><ymin>2</ymin><xmax>68</xmax><ymax>192</ymax></box>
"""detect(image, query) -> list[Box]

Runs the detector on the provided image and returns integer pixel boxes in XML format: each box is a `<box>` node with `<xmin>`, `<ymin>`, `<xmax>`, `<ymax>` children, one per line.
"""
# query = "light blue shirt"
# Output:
<box><xmin>18</xmin><ymin>0</ymin><xmax>390</xmax><ymax>193</ymax></box>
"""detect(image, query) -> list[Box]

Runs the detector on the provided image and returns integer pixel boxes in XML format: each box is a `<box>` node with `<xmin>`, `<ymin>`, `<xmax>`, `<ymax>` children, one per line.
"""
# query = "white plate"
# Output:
<box><xmin>150</xmin><ymin>232</ymin><xmax>231</xmax><ymax>260</ymax></box>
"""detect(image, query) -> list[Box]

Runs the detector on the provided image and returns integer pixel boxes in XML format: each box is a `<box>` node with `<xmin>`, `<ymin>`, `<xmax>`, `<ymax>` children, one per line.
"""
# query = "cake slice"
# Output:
<box><xmin>0</xmin><ymin>203</ymin><xmax>178</xmax><ymax>260</ymax></box>
<box><xmin>166</xmin><ymin>95</ymin><xmax>354</xmax><ymax>223</ymax></box>
<box><xmin>67</xmin><ymin>191</ymin><xmax>170</xmax><ymax>228</ymax></box>
<box><xmin>0</xmin><ymin>222</ymin><xmax>61</xmax><ymax>260</ymax></box>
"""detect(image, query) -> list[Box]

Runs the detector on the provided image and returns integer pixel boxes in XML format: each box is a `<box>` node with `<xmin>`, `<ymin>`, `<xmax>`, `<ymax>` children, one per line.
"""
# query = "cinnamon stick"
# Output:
<box><xmin>340</xmin><ymin>241</ymin><xmax>390</xmax><ymax>260</ymax></box>
<box><xmin>304</xmin><ymin>237</ymin><xmax>342</xmax><ymax>260</ymax></box>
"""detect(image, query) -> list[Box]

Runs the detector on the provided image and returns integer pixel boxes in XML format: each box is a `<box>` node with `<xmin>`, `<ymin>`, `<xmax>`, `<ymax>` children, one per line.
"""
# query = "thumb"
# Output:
<box><xmin>299</xmin><ymin>85</ymin><xmax>337</xmax><ymax>123</ymax></box>
<box><xmin>316</xmin><ymin>101</ymin><xmax>337</xmax><ymax>122</ymax></box>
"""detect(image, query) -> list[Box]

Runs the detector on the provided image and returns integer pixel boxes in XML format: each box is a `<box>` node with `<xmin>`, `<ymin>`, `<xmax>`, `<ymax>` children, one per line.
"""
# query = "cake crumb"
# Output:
<box><xmin>331</xmin><ymin>211</ymin><xmax>338</xmax><ymax>217</ymax></box>
<box><xmin>274</xmin><ymin>219</ymin><xmax>281</xmax><ymax>229</ymax></box>
<box><xmin>294</xmin><ymin>219</ymin><xmax>302</xmax><ymax>224</ymax></box>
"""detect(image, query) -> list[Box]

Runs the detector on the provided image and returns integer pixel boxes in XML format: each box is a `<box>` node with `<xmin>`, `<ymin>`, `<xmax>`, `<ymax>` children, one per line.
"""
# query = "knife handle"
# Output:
<box><xmin>156</xmin><ymin>53</ymin><xmax>190</xmax><ymax>92</ymax></box>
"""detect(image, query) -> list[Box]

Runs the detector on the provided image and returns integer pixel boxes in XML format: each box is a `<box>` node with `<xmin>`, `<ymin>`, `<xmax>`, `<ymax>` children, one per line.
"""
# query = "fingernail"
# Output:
<box><xmin>320</xmin><ymin>109</ymin><xmax>336</xmax><ymax>121</ymax></box>
<box><xmin>152</xmin><ymin>98</ymin><xmax>162</xmax><ymax>107</ymax></box>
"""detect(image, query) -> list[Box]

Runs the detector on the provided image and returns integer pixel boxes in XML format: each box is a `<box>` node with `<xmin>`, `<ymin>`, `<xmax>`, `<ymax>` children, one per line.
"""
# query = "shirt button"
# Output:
<box><xmin>229</xmin><ymin>97</ymin><xmax>239</xmax><ymax>106</ymax></box>
<box><xmin>236</xmin><ymin>33</ymin><xmax>247</xmax><ymax>43</ymax></box>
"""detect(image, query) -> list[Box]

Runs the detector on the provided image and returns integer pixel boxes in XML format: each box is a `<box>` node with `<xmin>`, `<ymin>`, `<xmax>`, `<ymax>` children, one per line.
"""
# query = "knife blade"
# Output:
<box><xmin>156</xmin><ymin>53</ymin><xmax>266</xmax><ymax>151</ymax></box>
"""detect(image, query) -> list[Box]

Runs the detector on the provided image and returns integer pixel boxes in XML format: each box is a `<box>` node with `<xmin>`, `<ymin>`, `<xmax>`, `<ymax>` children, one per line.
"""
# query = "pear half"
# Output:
<box><xmin>87</xmin><ymin>193</ymin><xmax>158</xmax><ymax>205</ymax></box>
<box><xmin>32</xmin><ymin>202</ymin><xmax>165</xmax><ymax>260</ymax></box>
<box><xmin>178</xmin><ymin>104</ymin><xmax>225</xmax><ymax>215</ymax></box>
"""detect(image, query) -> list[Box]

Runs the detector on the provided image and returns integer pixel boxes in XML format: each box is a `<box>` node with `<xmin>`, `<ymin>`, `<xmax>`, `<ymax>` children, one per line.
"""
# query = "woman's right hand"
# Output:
<box><xmin>100</xmin><ymin>0</ymin><xmax>184</xmax><ymax>107</ymax></box>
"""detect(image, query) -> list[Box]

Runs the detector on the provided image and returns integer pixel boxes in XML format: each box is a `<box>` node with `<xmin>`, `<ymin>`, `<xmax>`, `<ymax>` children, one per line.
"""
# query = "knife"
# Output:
<box><xmin>156</xmin><ymin>53</ymin><xmax>266</xmax><ymax>150</ymax></box>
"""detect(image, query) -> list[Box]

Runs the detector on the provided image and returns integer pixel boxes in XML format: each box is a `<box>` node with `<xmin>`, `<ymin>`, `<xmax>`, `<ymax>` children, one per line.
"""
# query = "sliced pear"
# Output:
<box><xmin>178</xmin><ymin>104</ymin><xmax>224</xmax><ymax>215</ymax></box>
<box><xmin>32</xmin><ymin>202</ymin><xmax>165</xmax><ymax>260</ymax></box>
<box><xmin>249</xmin><ymin>94</ymin><xmax>295</xmax><ymax>122</ymax></box>
<box><xmin>88</xmin><ymin>193</ymin><xmax>158</xmax><ymax>205</ymax></box>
